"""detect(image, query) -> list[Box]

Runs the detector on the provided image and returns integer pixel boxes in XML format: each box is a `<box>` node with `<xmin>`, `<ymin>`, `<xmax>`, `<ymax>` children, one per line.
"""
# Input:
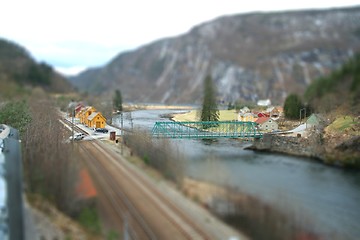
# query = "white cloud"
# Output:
<box><xmin>0</xmin><ymin>0</ymin><xmax>358</xmax><ymax>69</ymax></box>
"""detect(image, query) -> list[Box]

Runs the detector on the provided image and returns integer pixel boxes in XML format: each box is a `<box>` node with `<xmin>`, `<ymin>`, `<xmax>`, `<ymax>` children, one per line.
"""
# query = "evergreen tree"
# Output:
<box><xmin>113</xmin><ymin>89</ymin><xmax>123</xmax><ymax>112</ymax></box>
<box><xmin>283</xmin><ymin>94</ymin><xmax>304</xmax><ymax>119</ymax></box>
<box><xmin>200</xmin><ymin>75</ymin><xmax>219</xmax><ymax>128</ymax></box>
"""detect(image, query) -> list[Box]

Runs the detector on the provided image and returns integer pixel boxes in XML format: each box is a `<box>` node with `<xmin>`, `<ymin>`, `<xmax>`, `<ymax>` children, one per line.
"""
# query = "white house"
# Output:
<box><xmin>255</xmin><ymin>117</ymin><xmax>278</xmax><ymax>131</ymax></box>
<box><xmin>257</xmin><ymin>99</ymin><xmax>271</xmax><ymax>107</ymax></box>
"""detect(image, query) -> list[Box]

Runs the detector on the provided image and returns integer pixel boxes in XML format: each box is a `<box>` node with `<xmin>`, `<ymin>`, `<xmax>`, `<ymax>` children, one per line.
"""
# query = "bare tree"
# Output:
<box><xmin>23</xmin><ymin>90</ymin><xmax>80</xmax><ymax>214</ymax></box>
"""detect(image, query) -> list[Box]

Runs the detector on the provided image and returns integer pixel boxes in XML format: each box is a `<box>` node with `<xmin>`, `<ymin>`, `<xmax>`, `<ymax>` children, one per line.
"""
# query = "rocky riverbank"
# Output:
<box><xmin>247</xmin><ymin>131</ymin><xmax>360</xmax><ymax>168</ymax></box>
<box><xmin>246</xmin><ymin>132</ymin><xmax>323</xmax><ymax>158</ymax></box>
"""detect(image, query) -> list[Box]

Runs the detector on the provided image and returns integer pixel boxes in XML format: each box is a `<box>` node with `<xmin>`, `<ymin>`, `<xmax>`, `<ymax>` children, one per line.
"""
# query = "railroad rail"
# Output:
<box><xmin>78</xmin><ymin>142</ymin><xmax>155</xmax><ymax>239</ymax></box>
<box><xmin>78</xmin><ymin>140</ymin><xmax>211</xmax><ymax>239</ymax></box>
<box><xmin>62</xmin><ymin>118</ymin><xmax>89</xmax><ymax>136</ymax></box>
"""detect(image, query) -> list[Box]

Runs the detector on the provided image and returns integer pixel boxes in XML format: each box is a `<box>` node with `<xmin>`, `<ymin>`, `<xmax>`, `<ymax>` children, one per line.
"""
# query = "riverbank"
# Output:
<box><xmin>172</xmin><ymin>110</ymin><xmax>360</xmax><ymax>168</ymax></box>
<box><xmin>246</xmin><ymin>132</ymin><xmax>323</xmax><ymax>159</ymax></box>
<box><xmin>247</xmin><ymin>130</ymin><xmax>360</xmax><ymax>168</ymax></box>
<box><xmin>182</xmin><ymin>178</ymin><xmax>325</xmax><ymax>240</ymax></box>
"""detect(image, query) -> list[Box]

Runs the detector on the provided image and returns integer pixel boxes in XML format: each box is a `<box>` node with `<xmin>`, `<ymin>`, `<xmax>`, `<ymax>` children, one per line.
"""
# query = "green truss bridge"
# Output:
<box><xmin>151</xmin><ymin>121</ymin><xmax>263</xmax><ymax>139</ymax></box>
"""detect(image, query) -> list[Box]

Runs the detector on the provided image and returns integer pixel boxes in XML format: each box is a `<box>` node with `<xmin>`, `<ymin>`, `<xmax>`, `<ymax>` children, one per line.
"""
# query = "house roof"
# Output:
<box><xmin>87</xmin><ymin>112</ymin><xmax>106</xmax><ymax>121</ymax></box>
<box><xmin>266</xmin><ymin>106</ymin><xmax>275</xmax><ymax>113</ymax></box>
<box><xmin>85</xmin><ymin>106</ymin><xmax>96</xmax><ymax>111</ymax></box>
<box><xmin>80</xmin><ymin>106</ymin><xmax>97</xmax><ymax>117</ymax></box>
<box><xmin>306</xmin><ymin>114</ymin><xmax>320</xmax><ymax>126</ymax></box>
<box><xmin>255</xmin><ymin>112</ymin><xmax>270</xmax><ymax>117</ymax></box>
<box><xmin>274</xmin><ymin>106</ymin><xmax>283</xmax><ymax>112</ymax></box>
<box><xmin>255</xmin><ymin>117</ymin><xmax>270</xmax><ymax>124</ymax></box>
<box><xmin>240</xmin><ymin>106</ymin><xmax>250</xmax><ymax>113</ymax></box>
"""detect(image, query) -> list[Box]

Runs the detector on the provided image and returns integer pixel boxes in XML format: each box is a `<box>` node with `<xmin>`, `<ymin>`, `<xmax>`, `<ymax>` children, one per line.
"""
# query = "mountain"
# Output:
<box><xmin>71</xmin><ymin>6</ymin><xmax>360</xmax><ymax>104</ymax></box>
<box><xmin>0</xmin><ymin>38</ymin><xmax>73</xmax><ymax>97</ymax></box>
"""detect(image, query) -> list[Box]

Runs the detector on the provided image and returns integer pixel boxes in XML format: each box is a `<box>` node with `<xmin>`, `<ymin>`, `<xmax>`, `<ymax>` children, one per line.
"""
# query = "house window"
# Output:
<box><xmin>97</xmin><ymin>117</ymin><xmax>99</xmax><ymax>119</ymax></box>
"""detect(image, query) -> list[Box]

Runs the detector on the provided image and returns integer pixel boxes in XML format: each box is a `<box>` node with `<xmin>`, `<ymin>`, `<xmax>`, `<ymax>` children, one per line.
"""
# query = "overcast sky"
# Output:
<box><xmin>0</xmin><ymin>0</ymin><xmax>359</xmax><ymax>75</ymax></box>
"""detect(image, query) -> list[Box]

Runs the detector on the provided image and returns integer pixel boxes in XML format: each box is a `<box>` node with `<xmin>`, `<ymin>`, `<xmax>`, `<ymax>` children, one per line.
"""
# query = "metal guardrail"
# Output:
<box><xmin>151</xmin><ymin>121</ymin><xmax>263</xmax><ymax>139</ymax></box>
<box><xmin>0</xmin><ymin>124</ymin><xmax>24</xmax><ymax>240</ymax></box>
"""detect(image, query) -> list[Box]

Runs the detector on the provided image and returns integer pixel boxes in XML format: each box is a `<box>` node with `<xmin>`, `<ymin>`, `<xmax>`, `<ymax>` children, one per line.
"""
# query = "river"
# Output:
<box><xmin>113</xmin><ymin>109</ymin><xmax>360</xmax><ymax>239</ymax></box>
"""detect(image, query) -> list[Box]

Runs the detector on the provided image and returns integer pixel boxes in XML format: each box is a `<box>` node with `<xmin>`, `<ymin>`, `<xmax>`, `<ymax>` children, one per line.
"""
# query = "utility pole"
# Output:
<box><xmin>121</xmin><ymin>111</ymin><xmax>124</xmax><ymax>154</ymax></box>
<box><xmin>300</xmin><ymin>108</ymin><xmax>307</xmax><ymax>126</ymax></box>
<box><xmin>129</xmin><ymin>111</ymin><xmax>133</xmax><ymax>131</ymax></box>
<box><xmin>72</xmin><ymin>108</ymin><xmax>75</xmax><ymax>144</ymax></box>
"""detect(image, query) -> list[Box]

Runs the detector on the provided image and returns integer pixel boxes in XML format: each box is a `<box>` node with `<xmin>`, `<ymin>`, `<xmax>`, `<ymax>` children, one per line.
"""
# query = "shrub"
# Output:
<box><xmin>124</xmin><ymin>130</ymin><xmax>185</xmax><ymax>184</ymax></box>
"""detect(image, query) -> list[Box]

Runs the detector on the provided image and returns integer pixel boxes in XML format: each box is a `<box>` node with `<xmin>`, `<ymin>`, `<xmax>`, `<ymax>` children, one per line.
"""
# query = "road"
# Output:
<box><xmin>77</xmin><ymin>140</ymin><xmax>213</xmax><ymax>240</ymax></box>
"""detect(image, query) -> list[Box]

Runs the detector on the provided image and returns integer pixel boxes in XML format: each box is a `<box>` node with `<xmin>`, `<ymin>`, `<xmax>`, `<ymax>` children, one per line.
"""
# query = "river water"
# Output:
<box><xmin>113</xmin><ymin>109</ymin><xmax>360</xmax><ymax>239</ymax></box>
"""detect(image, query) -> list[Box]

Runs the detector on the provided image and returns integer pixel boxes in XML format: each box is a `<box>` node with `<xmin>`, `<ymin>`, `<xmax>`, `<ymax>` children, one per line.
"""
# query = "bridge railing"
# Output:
<box><xmin>151</xmin><ymin>121</ymin><xmax>263</xmax><ymax>139</ymax></box>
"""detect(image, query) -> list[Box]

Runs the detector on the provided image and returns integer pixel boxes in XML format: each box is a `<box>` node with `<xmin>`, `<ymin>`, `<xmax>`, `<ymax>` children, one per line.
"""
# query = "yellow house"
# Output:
<box><xmin>87</xmin><ymin>112</ymin><xmax>106</xmax><ymax>129</ymax></box>
<box><xmin>238</xmin><ymin>112</ymin><xmax>257</xmax><ymax>122</ymax></box>
<box><xmin>75</xmin><ymin>107</ymin><xmax>86</xmax><ymax>119</ymax></box>
<box><xmin>80</xmin><ymin>106</ymin><xmax>97</xmax><ymax>125</ymax></box>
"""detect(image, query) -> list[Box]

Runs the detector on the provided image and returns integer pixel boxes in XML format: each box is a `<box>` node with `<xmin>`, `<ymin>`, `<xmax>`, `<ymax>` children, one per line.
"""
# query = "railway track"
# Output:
<box><xmin>62</xmin><ymin>118</ymin><xmax>89</xmax><ymax>136</ymax></box>
<box><xmin>78</xmin><ymin>142</ymin><xmax>156</xmax><ymax>239</ymax></box>
<box><xmin>78</xmin><ymin>140</ymin><xmax>211</xmax><ymax>240</ymax></box>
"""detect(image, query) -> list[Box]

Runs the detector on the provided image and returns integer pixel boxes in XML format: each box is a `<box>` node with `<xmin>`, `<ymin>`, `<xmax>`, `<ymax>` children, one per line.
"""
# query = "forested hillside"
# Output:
<box><xmin>0</xmin><ymin>38</ymin><xmax>72</xmax><ymax>99</ymax></box>
<box><xmin>305</xmin><ymin>54</ymin><xmax>360</xmax><ymax>113</ymax></box>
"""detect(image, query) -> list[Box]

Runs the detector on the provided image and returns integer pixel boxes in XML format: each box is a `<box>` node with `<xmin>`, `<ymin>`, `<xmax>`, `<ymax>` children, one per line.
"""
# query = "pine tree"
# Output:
<box><xmin>200</xmin><ymin>75</ymin><xmax>219</xmax><ymax>128</ymax></box>
<box><xmin>113</xmin><ymin>89</ymin><xmax>123</xmax><ymax>112</ymax></box>
<box><xmin>284</xmin><ymin>94</ymin><xmax>303</xmax><ymax>119</ymax></box>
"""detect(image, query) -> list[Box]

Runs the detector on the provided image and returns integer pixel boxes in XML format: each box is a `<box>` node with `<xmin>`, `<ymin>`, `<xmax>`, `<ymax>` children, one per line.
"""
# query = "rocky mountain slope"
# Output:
<box><xmin>71</xmin><ymin>6</ymin><xmax>360</xmax><ymax>104</ymax></box>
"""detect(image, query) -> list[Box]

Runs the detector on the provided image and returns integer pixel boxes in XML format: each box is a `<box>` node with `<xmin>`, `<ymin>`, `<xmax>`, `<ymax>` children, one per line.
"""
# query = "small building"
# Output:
<box><xmin>239</xmin><ymin>106</ymin><xmax>250</xmax><ymax>114</ymax></box>
<box><xmin>269</xmin><ymin>107</ymin><xmax>281</xmax><ymax>120</ymax></box>
<box><xmin>75</xmin><ymin>105</ymin><xmax>87</xmax><ymax>119</ymax></box>
<box><xmin>80</xmin><ymin>106</ymin><xmax>97</xmax><ymax>125</ymax></box>
<box><xmin>238</xmin><ymin>112</ymin><xmax>257</xmax><ymax>122</ymax></box>
<box><xmin>75</xmin><ymin>103</ymin><xmax>85</xmax><ymax>116</ymax></box>
<box><xmin>87</xmin><ymin>112</ymin><xmax>106</xmax><ymax>129</ymax></box>
<box><xmin>257</xmin><ymin>99</ymin><xmax>271</xmax><ymax>107</ymax></box>
<box><xmin>254</xmin><ymin>112</ymin><xmax>270</xmax><ymax>118</ymax></box>
<box><xmin>306</xmin><ymin>114</ymin><xmax>324</xmax><ymax>128</ymax></box>
<box><xmin>256</xmin><ymin>117</ymin><xmax>278</xmax><ymax>131</ymax></box>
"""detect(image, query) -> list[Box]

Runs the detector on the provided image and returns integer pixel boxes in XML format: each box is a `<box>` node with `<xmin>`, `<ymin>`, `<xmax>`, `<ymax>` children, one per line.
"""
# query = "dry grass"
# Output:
<box><xmin>28</xmin><ymin>194</ymin><xmax>101</xmax><ymax>240</ymax></box>
<box><xmin>327</xmin><ymin>115</ymin><xmax>360</xmax><ymax>134</ymax></box>
<box><xmin>123</xmin><ymin>130</ymin><xmax>185</xmax><ymax>185</ymax></box>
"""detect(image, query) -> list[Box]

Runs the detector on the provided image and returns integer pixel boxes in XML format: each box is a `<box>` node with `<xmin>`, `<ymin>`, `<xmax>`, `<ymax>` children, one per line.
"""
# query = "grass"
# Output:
<box><xmin>77</xmin><ymin>206</ymin><xmax>101</xmax><ymax>235</ymax></box>
<box><xmin>328</xmin><ymin>116</ymin><xmax>359</xmax><ymax>132</ymax></box>
<box><xmin>172</xmin><ymin>110</ymin><xmax>238</xmax><ymax>122</ymax></box>
<box><xmin>106</xmin><ymin>230</ymin><xmax>119</xmax><ymax>240</ymax></box>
